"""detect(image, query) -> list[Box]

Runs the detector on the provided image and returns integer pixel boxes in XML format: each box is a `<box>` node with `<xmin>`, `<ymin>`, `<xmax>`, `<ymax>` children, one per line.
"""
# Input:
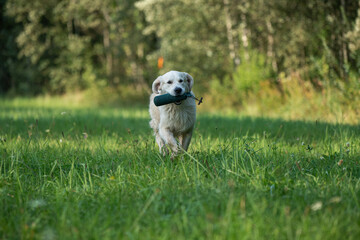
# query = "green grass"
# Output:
<box><xmin>1</xmin><ymin>98</ymin><xmax>360</xmax><ymax>239</ymax></box>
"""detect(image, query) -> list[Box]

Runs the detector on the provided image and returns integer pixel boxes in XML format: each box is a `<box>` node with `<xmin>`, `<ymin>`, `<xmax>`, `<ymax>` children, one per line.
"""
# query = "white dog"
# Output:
<box><xmin>149</xmin><ymin>71</ymin><xmax>196</xmax><ymax>157</ymax></box>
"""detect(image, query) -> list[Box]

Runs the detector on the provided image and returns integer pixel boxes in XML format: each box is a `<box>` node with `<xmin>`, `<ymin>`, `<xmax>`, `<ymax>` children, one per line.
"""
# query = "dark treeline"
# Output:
<box><xmin>1</xmin><ymin>0</ymin><xmax>359</xmax><ymax>96</ymax></box>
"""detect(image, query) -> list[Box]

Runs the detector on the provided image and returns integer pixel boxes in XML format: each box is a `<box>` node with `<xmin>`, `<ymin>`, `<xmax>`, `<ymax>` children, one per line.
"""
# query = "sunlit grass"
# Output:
<box><xmin>0</xmin><ymin>98</ymin><xmax>359</xmax><ymax>239</ymax></box>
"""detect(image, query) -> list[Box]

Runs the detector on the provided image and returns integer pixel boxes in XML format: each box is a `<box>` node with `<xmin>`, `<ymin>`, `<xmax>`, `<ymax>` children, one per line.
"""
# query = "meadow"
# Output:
<box><xmin>0</xmin><ymin>98</ymin><xmax>359</xmax><ymax>239</ymax></box>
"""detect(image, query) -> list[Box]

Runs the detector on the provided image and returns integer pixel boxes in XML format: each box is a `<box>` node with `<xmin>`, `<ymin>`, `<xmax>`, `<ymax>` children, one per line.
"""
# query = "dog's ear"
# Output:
<box><xmin>152</xmin><ymin>76</ymin><xmax>162</xmax><ymax>94</ymax></box>
<box><xmin>184</xmin><ymin>73</ymin><xmax>194</xmax><ymax>90</ymax></box>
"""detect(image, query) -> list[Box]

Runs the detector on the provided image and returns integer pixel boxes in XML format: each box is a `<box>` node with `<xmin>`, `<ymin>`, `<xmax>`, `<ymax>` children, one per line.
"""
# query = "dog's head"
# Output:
<box><xmin>152</xmin><ymin>71</ymin><xmax>194</xmax><ymax>96</ymax></box>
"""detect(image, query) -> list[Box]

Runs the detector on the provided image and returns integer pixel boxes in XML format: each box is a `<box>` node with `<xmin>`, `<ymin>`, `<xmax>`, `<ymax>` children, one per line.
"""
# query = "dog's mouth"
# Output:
<box><xmin>174</xmin><ymin>101</ymin><xmax>182</xmax><ymax>105</ymax></box>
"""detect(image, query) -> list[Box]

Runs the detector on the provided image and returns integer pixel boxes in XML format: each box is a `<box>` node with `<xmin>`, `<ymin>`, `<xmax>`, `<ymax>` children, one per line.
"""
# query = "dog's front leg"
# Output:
<box><xmin>180</xmin><ymin>130</ymin><xmax>193</xmax><ymax>152</ymax></box>
<box><xmin>159</xmin><ymin>127</ymin><xmax>179</xmax><ymax>156</ymax></box>
<box><xmin>155</xmin><ymin>133</ymin><xmax>168</xmax><ymax>156</ymax></box>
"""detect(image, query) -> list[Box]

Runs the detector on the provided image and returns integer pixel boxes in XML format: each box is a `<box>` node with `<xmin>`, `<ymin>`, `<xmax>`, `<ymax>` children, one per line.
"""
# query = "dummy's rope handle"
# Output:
<box><xmin>187</xmin><ymin>93</ymin><xmax>203</xmax><ymax>105</ymax></box>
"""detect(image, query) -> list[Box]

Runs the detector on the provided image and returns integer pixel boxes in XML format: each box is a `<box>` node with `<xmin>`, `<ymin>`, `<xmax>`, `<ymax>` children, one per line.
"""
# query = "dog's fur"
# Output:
<box><xmin>149</xmin><ymin>71</ymin><xmax>196</xmax><ymax>157</ymax></box>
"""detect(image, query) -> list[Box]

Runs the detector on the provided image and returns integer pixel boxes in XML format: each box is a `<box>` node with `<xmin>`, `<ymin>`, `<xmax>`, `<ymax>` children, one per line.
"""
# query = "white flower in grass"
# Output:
<box><xmin>329</xmin><ymin>196</ymin><xmax>341</xmax><ymax>204</ymax></box>
<box><xmin>41</xmin><ymin>228</ymin><xmax>56</xmax><ymax>240</ymax></box>
<box><xmin>28</xmin><ymin>199</ymin><xmax>46</xmax><ymax>209</ymax></box>
<box><xmin>311</xmin><ymin>201</ymin><xmax>322</xmax><ymax>211</ymax></box>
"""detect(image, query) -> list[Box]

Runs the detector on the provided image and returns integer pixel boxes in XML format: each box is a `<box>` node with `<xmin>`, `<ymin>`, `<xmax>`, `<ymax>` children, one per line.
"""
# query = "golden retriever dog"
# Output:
<box><xmin>149</xmin><ymin>71</ymin><xmax>196</xmax><ymax>157</ymax></box>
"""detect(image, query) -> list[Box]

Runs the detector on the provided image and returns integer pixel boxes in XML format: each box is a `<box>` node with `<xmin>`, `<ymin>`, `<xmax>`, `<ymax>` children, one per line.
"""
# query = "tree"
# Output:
<box><xmin>137</xmin><ymin>0</ymin><xmax>232</xmax><ymax>83</ymax></box>
<box><xmin>347</xmin><ymin>1</ymin><xmax>360</xmax><ymax>74</ymax></box>
<box><xmin>1</xmin><ymin>0</ymin><xmax>360</xmax><ymax>95</ymax></box>
<box><xmin>4</xmin><ymin>0</ymin><xmax>155</xmax><ymax>94</ymax></box>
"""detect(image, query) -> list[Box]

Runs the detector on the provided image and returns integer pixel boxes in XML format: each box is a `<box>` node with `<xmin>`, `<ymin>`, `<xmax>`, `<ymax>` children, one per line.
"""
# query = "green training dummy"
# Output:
<box><xmin>154</xmin><ymin>93</ymin><xmax>203</xmax><ymax>106</ymax></box>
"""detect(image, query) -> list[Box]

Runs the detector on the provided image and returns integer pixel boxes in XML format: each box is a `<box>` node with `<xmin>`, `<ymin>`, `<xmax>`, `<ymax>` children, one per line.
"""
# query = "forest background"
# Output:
<box><xmin>1</xmin><ymin>0</ymin><xmax>360</xmax><ymax>123</ymax></box>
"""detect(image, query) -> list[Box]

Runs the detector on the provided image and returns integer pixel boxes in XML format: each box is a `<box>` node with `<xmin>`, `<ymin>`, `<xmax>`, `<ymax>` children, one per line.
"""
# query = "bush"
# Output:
<box><xmin>205</xmin><ymin>51</ymin><xmax>272</xmax><ymax>110</ymax></box>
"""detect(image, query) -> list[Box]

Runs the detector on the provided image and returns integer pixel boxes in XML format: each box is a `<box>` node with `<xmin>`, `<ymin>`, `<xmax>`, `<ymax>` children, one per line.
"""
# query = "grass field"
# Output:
<box><xmin>1</xmin><ymin>98</ymin><xmax>360</xmax><ymax>239</ymax></box>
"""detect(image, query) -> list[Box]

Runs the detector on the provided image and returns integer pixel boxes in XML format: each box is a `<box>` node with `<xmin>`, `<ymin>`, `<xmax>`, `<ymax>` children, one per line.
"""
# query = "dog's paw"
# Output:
<box><xmin>162</xmin><ymin>150</ymin><xmax>169</xmax><ymax>157</ymax></box>
<box><xmin>159</xmin><ymin>146</ymin><xmax>169</xmax><ymax>156</ymax></box>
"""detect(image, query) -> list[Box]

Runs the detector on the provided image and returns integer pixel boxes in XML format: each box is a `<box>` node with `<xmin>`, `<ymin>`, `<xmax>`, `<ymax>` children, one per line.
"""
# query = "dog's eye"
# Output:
<box><xmin>179</xmin><ymin>79</ymin><xmax>183</xmax><ymax>83</ymax></box>
<box><xmin>167</xmin><ymin>81</ymin><xmax>173</xmax><ymax>84</ymax></box>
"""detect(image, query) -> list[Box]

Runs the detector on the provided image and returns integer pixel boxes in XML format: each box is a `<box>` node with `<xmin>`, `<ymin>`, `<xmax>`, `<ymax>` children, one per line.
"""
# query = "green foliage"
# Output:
<box><xmin>1</xmin><ymin>99</ymin><xmax>360</xmax><ymax>239</ymax></box>
<box><xmin>137</xmin><ymin>0</ymin><xmax>230</xmax><ymax>81</ymax></box>
<box><xmin>2</xmin><ymin>0</ymin><xmax>155</xmax><ymax>94</ymax></box>
<box><xmin>1</xmin><ymin>0</ymin><xmax>360</xmax><ymax>113</ymax></box>
<box><xmin>207</xmin><ymin>50</ymin><xmax>272</xmax><ymax>109</ymax></box>
<box><xmin>0</xmin><ymin>0</ymin><xmax>39</xmax><ymax>95</ymax></box>
<box><xmin>232</xmin><ymin>51</ymin><xmax>270</xmax><ymax>93</ymax></box>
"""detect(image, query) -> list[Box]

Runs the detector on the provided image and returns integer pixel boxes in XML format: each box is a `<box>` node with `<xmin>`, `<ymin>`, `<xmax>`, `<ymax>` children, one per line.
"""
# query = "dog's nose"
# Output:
<box><xmin>174</xmin><ymin>87</ymin><xmax>182</xmax><ymax>95</ymax></box>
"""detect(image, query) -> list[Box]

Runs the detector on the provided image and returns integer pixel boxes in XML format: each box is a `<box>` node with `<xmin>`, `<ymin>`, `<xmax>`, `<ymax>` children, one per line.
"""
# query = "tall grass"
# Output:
<box><xmin>0</xmin><ymin>98</ymin><xmax>359</xmax><ymax>239</ymax></box>
<box><xmin>203</xmin><ymin>52</ymin><xmax>360</xmax><ymax>124</ymax></box>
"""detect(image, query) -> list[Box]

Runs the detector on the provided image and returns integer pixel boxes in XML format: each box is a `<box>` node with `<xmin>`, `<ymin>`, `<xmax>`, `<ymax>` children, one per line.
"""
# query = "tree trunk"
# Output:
<box><xmin>223</xmin><ymin>0</ymin><xmax>240</xmax><ymax>68</ymax></box>
<box><xmin>240</xmin><ymin>12</ymin><xmax>249</xmax><ymax>61</ymax></box>
<box><xmin>102</xmin><ymin>10</ymin><xmax>113</xmax><ymax>85</ymax></box>
<box><xmin>340</xmin><ymin>0</ymin><xmax>349</xmax><ymax>82</ymax></box>
<box><xmin>240</xmin><ymin>2</ymin><xmax>249</xmax><ymax>61</ymax></box>
<box><xmin>266</xmin><ymin>18</ymin><xmax>278</xmax><ymax>73</ymax></box>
